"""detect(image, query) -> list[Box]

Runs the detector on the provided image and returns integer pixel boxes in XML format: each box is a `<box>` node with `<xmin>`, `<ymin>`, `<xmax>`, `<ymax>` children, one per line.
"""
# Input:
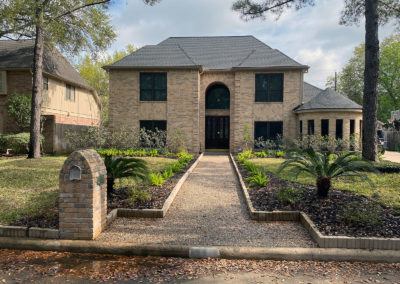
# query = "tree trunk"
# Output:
<box><xmin>316</xmin><ymin>176</ymin><xmax>331</xmax><ymax>198</ymax></box>
<box><xmin>362</xmin><ymin>0</ymin><xmax>379</xmax><ymax>162</ymax></box>
<box><xmin>28</xmin><ymin>4</ymin><xmax>44</xmax><ymax>159</ymax></box>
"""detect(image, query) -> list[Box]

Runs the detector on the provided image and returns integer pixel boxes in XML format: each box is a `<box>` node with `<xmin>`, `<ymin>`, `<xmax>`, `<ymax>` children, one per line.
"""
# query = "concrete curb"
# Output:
<box><xmin>0</xmin><ymin>237</ymin><xmax>399</xmax><ymax>262</ymax></box>
<box><xmin>105</xmin><ymin>153</ymin><xmax>203</xmax><ymax>220</ymax></box>
<box><xmin>229</xmin><ymin>153</ymin><xmax>400</xmax><ymax>251</ymax></box>
<box><xmin>0</xmin><ymin>225</ymin><xmax>59</xmax><ymax>239</ymax></box>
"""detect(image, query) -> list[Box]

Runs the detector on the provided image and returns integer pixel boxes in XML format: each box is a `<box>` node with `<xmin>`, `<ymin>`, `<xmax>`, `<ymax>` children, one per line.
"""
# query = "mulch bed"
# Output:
<box><xmin>10</xmin><ymin>209</ymin><xmax>59</xmax><ymax>229</ymax></box>
<box><xmin>107</xmin><ymin>156</ymin><xmax>198</xmax><ymax>212</ymax></box>
<box><xmin>236</xmin><ymin>159</ymin><xmax>400</xmax><ymax>238</ymax></box>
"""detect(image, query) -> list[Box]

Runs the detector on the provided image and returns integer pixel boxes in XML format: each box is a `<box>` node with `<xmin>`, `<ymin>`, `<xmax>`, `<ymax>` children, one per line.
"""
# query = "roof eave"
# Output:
<box><xmin>103</xmin><ymin>65</ymin><xmax>202</xmax><ymax>71</ymax></box>
<box><xmin>232</xmin><ymin>65</ymin><xmax>309</xmax><ymax>71</ymax></box>
<box><xmin>294</xmin><ymin>108</ymin><xmax>363</xmax><ymax>113</ymax></box>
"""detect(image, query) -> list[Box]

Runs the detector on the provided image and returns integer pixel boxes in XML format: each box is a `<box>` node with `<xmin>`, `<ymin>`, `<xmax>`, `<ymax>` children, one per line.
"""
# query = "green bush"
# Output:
<box><xmin>0</xmin><ymin>133</ymin><xmax>44</xmax><ymax>154</ymax></box>
<box><xmin>255</xmin><ymin>151</ymin><xmax>267</xmax><ymax>158</ymax></box>
<box><xmin>177</xmin><ymin>151</ymin><xmax>193</xmax><ymax>164</ymax></box>
<box><xmin>129</xmin><ymin>188</ymin><xmax>151</xmax><ymax>205</ymax></box>
<box><xmin>5</xmin><ymin>93</ymin><xmax>33</xmax><ymax>131</ymax></box>
<box><xmin>167</xmin><ymin>130</ymin><xmax>186</xmax><ymax>153</ymax></box>
<box><xmin>238</xmin><ymin>150</ymin><xmax>254</xmax><ymax>163</ymax></box>
<box><xmin>148</xmin><ymin>173</ymin><xmax>165</xmax><ymax>187</ymax></box>
<box><xmin>372</xmin><ymin>161</ymin><xmax>400</xmax><ymax>173</ymax></box>
<box><xmin>243</xmin><ymin>160</ymin><xmax>260</xmax><ymax>176</ymax></box>
<box><xmin>245</xmin><ymin>171</ymin><xmax>269</xmax><ymax>187</ymax></box>
<box><xmin>162</xmin><ymin>167</ymin><xmax>174</xmax><ymax>179</ymax></box>
<box><xmin>148</xmin><ymin>149</ymin><xmax>159</xmax><ymax>157</ymax></box>
<box><xmin>276</xmin><ymin>150</ymin><xmax>285</xmax><ymax>157</ymax></box>
<box><xmin>342</xmin><ymin>201</ymin><xmax>383</xmax><ymax>226</ymax></box>
<box><xmin>171</xmin><ymin>161</ymin><xmax>184</xmax><ymax>173</ymax></box>
<box><xmin>267</xmin><ymin>150</ymin><xmax>277</xmax><ymax>157</ymax></box>
<box><xmin>275</xmin><ymin>187</ymin><xmax>303</xmax><ymax>205</ymax></box>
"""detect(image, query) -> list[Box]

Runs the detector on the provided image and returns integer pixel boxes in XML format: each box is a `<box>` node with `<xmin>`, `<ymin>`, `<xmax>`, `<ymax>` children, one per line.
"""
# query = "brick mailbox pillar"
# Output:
<box><xmin>59</xmin><ymin>149</ymin><xmax>107</xmax><ymax>240</ymax></box>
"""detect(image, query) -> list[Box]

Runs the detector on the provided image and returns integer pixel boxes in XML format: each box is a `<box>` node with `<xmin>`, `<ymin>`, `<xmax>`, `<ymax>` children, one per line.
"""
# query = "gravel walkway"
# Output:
<box><xmin>97</xmin><ymin>154</ymin><xmax>316</xmax><ymax>247</ymax></box>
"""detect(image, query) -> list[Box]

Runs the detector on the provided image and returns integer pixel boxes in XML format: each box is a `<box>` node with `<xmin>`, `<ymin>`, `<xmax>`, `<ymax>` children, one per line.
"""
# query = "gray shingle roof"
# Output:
<box><xmin>303</xmin><ymin>82</ymin><xmax>323</xmax><ymax>103</ymax></box>
<box><xmin>105</xmin><ymin>36</ymin><xmax>308</xmax><ymax>70</ymax></box>
<box><xmin>0</xmin><ymin>40</ymin><xmax>92</xmax><ymax>90</ymax></box>
<box><xmin>295</xmin><ymin>87</ymin><xmax>362</xmax><ymax>112</ymax></box>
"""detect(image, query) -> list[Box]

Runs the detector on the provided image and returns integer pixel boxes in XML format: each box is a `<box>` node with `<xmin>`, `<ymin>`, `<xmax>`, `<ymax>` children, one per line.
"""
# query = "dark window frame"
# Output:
<box><xmin>140</xmin><ymin>72</ymin><xmax>167</xmax><ymax>101</ymax></box>
<box><xmin>350</xmin><ymin>119</ymin><xmax>355</xmax><ymax>136</ymax></box>
<box><xmin>206</xmin><ymin>84</ymin><xmax>230</xmax><ymax>109</ymax></box>
<box><xmin>307</xmin><ymin>120</ymin><xmax>315</xmax><ymax>135</ymax></box>
<box><xmin>336</xmin><ymin>119</ymin><xmax>343</xmax><ymax>139</ymax></box>
<box><xmin>299</xmin><ymin>120</ymin><xmax>303</xmax><ymax>137</ymax></box>
<box><xmin>321</xmin><ymin>119</ymin><xmax>329</xmax><ymax>136</ymax></box>
<box><xmin>43</xmin><ymin>77</ymin><xmax>48</xmax><ymax>90</ymax></box>
<box><xmin>255</xmin><ymin>73</ymin><xmax>284</xmax><ymax>102</ymax></box>
<box><xmin>139</xmin><ymin>120</ymin><xmax>167</xmax><ymax>132</ymax></box>
<box><xmin>66</xmin><ymin>84</ymin><xmax>75</xmax><ymax>101</ymax></box>
<box><xmin>254</xmin><ymin>121</ymin><xmax>283</xmax><ymax>145</ymax></box>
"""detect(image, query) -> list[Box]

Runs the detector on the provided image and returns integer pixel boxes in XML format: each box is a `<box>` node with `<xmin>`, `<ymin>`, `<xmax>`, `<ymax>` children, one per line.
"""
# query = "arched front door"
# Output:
<box><xmin>205</xmin><ymin>84</ymin><xmax>230</xmax><ymax>149</ymax></box>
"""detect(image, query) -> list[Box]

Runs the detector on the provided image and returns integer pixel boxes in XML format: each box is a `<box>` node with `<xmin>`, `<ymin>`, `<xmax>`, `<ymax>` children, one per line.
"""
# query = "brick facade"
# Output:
<box><xmin>59</xmin><ymin>149</ymin><xmax>107</xmax><ymax>240</ymax></box>
<box><xmin>109</xmin><ymin>69</ymin><xmax>362</xmax><ymax>153</ymax></box>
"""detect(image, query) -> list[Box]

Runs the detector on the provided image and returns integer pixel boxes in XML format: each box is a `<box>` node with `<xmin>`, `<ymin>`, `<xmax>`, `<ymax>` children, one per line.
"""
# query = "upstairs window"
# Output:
<box><xmin>66</xmin><ymin>84</ymin><xmax>75</xmax><ymax>101</ymax></box>
<box><xmin>255</xmin><ymin>73</ymin><xmax>283</xmax><ymax>102</ymax></box>
<box><xmin>307</xmin><ymin>120</ymin><xmax>315</xmax><ymax>135</ymax></box>
<box><xmin>43</xmin><ymin>77</ymin><xmax>49</xmax><ymax>90</ymax></box>
<box><xmin>140</xmin><ymin>73</ymin><xmax>167</xmax><ymax>101</ymax></box>
<box><xmin>254</xmin><ymin>121</ymin><xmax>283</xmax><ymax>142</ymax></box>
<box><xmin>206</xmin><ymin>84</ymin><xmax>230</xmax><ymax>109</ymax></box>
<box><xmin>0</xmin><ymin>71</ymin><xmax>6</xmax><ymax>94</ymax></box>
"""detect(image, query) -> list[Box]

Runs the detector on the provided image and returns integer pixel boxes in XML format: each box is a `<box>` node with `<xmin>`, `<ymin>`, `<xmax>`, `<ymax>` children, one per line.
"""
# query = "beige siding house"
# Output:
<box><xmin>105</xmin><ymin>36</ymin><xmax>362</xmax><ymax>153</ymax></box>
<box><xmin>0</xmin><ymin>40</ymin><xmax>101</xmax><ymax>153</ymax></box>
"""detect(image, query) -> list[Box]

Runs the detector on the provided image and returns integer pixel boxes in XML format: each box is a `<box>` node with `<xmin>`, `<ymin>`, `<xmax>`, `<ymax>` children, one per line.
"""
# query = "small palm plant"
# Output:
<box><xmin>104</xmin><ymin>155</ymin><xmax>149</xmax><ymax>197</ymax></box>
<box><xmin>278</xmin><ymin>148</ymin><xmax>379</xmax><ymax>198</ymax></box>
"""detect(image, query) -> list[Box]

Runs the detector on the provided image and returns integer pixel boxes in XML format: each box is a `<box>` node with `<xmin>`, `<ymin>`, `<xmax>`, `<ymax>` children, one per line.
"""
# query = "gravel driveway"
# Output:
<box><xmin>97</xmin><ymin>154</ymin><xmax>316</xmax><ymax>247</ymax></box>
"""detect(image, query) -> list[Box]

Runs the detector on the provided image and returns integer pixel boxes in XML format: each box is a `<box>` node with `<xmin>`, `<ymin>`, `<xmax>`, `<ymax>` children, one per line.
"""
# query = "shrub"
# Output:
<box><xmin>0</xmin><ymin>133</ymin><xmax>44</xmax><ymax>154</ymax></box>
<box><xmin>267</xmin><ymin>150</ymin><xmax>277</xmax><ymax>157</ymax></box>
<box><xmin>139</xmin><ymin>128</ymin><xmax>167</xmax><ymax>149</ymax></box>
<box><xmin>276</xmin><ymin>150</ymin><xmax>285</xmax><ymax>157</ymax></box>
<box><xmin>129</xmin><ymin>188</ymin><xmax>151</xmax><ymax>204</ymax></box>
<box><xmin>171</xmin><ymin>161</ymin><xmax>184</xmax><ymax>173</ymax></box>
<box><xmin>148</xmin><ymin>149</ymin><xmax>159</xmax><ymax>157</ymax></box>
<box><xmin>5</xmin><ymin>93</ymin><xmax>38</xmax><ymax>131</ymax></box>
<box><xmin>243</xmin><ymin>160</ymin><xmax>260</xmax><ymax>176</ymax></box>
<box><xmin>167</xmin><ymin>130</ymin><xmax>186</xmax><ymax>153</ymax></box>
<box><xmin>246</xmin><ymin>171</ymin><xmax>269</xmax><ymax>187</ymax></box>
<box><xmin>275</xmin><ymin>187</ymin><xmax>303</xmax><ymax>205</ymax></box>
<box><xmin>238</xmin><ymin>150</ymin><xmax>253</xmax><ymax>163</ymax></box>
<box><xmin>148</xmin><ymin>173</ymin><xmax>165</xmax><ymax>187</ymax></box>
<box><xmin>255</xmin><ymin>151</ymin><xmax>267</xmax><ymax>158</ymax></box>
<box><xmin>177</xmin><ymin>151</ymin><xmax>193</xmax><ymax>164</ymax></box>
<box><xmin>372</xmin><ymin>161</ymin><xmax>400</xmax><ymax>173</ymax></box>
<box><xmin>162</xmin><ymin>167</ymin><xmax>174</xmax><ymax>179</ymax></box>
<box><xmin>342</xmin><ymin>201</ymin><xmax>383</xmax><ymax>226</ymax></box>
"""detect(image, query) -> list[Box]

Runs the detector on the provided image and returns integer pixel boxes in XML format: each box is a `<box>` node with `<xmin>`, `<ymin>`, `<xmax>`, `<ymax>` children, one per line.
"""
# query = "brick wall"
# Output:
<box><xmin>59</xmin><ymin>149</ymin><xmax>107</xmax><ymax>240</ymax></box>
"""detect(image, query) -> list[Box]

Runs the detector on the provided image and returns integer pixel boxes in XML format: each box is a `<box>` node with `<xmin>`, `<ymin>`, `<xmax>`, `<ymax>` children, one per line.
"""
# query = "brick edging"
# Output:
<box><xmin>105</xmin><ymin>153</ymin><xmax>204</xmax><ymax>220</ymax></box>
<box><xmin>0</xmin><ymin>225</ymin><xmax>59</xmax><ymax>239</ymax></box>
<box><xmin>229</xmin><ymin>153</ymin><xmax>400</xmax><ymax>250</ymax></box>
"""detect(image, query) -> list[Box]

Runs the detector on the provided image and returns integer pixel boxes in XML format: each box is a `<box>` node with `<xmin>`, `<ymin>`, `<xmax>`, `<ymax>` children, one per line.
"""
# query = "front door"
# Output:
<box><xmin>205</xmin><ymin>116</ymin><xmax>229</xmax><ymax>149</ymax></box>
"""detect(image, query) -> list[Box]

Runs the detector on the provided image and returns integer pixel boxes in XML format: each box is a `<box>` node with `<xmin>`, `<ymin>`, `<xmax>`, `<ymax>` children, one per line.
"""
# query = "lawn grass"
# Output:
<box><xmin>0</xmin><ymin>155</ymin><xmax>176</xmax><ymax>224</ymax></box>
<box><xmin>250</xmin><ymin>158</ymin><xmax>400</xmax><ymax>212</ymax></box>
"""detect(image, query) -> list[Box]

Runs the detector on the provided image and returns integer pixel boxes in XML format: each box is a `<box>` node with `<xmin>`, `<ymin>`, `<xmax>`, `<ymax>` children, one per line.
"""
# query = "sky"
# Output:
<box><xmin>107</xmin><ymin>0</ymin><xmax>397</xmax><ymax>89</ymax></box>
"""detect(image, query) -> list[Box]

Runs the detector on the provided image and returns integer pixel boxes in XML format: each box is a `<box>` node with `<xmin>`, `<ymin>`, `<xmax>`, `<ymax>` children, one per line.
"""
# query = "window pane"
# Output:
<box><xmin>255</xmin><ymin>74</ymin><xmax>268</xmax><ymax>102</ymax></box>
<box><xmin>154</xmin><ymin>74</ymin><xmax>166</xmax><ymax>90</ymax></box>
<box><xmin>336</xmin><ymin>119</ymin><xmax>343</xmax><ymax>139</ymax></box>
<box><xmin>140</xmin><ymin>90</ymin><xmax>153</xmax><ymax>101</ymax></box>
<box><xmin>153</xmin><ymin>120</ymin><xmax>167</xmax><ymax>131</ymax></box>
<box><xmin>269</xmin><ymin>74</ymin><xmax>283</xmax><ymax>102</ymax></box>
<box><xmin>308</xmin><ymin>120</ymin><xmax>314</xmax><ymax>135</ymax></box>
<box><xmin>254</xmin><ymin>122</ymin><xmax>268</xmax><ymax>141</ymax></box>
<box><xmin>140</xmin><ymin>74</ymin><xmax>153</xmax><ymax>89</ymax></box>
<box><xmin>206</xmin><ymin>85</ymin><xmax>230</xmax><ymax>109</ymax></box>
<box><xmin>154</xmin><ymin>89</ymin><xmax>167</xmax><ymax>101</ymax></box>
<box><xmin>321</xmin><ymin>119</ymin><xmax>329</xmax><ymax>136</ymax></box>
<box><xmin>350</xmin><ymin>120</ymin><xmax>355</xmax><ymax>135</ymax></box>
<box><xmin>269</xmin><ymin>121</ymin><xmax>283</xmax><ymax>140</ymax></box>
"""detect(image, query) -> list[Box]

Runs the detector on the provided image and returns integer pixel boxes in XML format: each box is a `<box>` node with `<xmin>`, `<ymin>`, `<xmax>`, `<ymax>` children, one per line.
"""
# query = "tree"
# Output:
<box><xmin>5</xmin><ymin>93</ymin><xmax>32</xmax><ymax>132</ymax></box>
<box><xmin>278</xmin><ymin>148</ymin><xmax>378</xmax><ymax>198</ymax></box>
<box><xmin>232</xmin><ymin>0</ymin><xmax>400</xmax><ymax>161</ymax></box>
<box><xmin>76</xmin><ymin>45</ymin><xmax>136</xmax><ymax>125</ymax></box>
<box><xmin>0</xmin><ymin>0</ymin><xmax>117</xmax><ymax>158</ymax></box>
<box><xmin>327</xmin><ymin>35</ymin><xmax>400</xmax><ymax>122</ymax></box>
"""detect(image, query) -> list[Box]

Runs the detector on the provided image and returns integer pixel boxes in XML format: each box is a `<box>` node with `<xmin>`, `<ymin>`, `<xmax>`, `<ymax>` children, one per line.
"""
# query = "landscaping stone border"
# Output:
<box><xmin>105</xmin><ymin>153</ymin><xmax>203</xmax><ymax>220</ymax></box>
<box><xmin>0</xmin><ymin>237</ymin><xmax>399</xmax><ymax>262</ymax></box>
<box><xmin>0</xmin><ymin>225</ymin><xmax>59</xmax><ymax>239</ymax></box>
<box><xmin>229</xmin><ymin>153</ymin><xmax>400</xmax><ymax>251</ymax></box>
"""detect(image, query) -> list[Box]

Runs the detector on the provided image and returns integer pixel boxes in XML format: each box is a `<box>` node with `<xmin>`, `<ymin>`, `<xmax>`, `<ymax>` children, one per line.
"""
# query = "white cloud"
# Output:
<box><xmin>107</xmin><ymin>0</ymin><xmax>398</xmax><ymax>89</ymax></box>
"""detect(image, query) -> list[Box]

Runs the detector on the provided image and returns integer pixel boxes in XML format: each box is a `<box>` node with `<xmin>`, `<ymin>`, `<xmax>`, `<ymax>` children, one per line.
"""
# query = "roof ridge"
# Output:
<box><xmin>274</xmin><ymin>48</ymin><xmax>307</xmax><ymax>68</ymax></box>
<box><xmin>177</xmin><ymin>44</ymin><xmax>198</xmax><ymax>66</ymax></box>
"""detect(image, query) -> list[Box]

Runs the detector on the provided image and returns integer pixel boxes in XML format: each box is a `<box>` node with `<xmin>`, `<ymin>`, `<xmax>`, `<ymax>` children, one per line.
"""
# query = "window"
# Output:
<box><xmin>336</xmin><ymin>119</ymin><xmax>343</xmax><ymax>139</ymax></box>
<box><xmin>307</xmin><ymin>120</ymin><xmax>314</xmax><ymax>135</ymax></box>
<box><xmin>321</xmin><ymin>119</ymin><xmax>329</xmax><ymax>136</ymax></box>
<box><xmin>140</xmin><ymin>120</ymin><xmax>167</xmax><ymax>132</ymax></box>
<box><xmin>254</xmin><ymin>121</ymin><xmax>283</xmax><ymax>143</ymax></box>
<box><xmin>66</xmin><ymin>84</ymin><xmax>75</xmax><ymax>101</ymax></box>
<box><xmin>140</xmin><ymin>73</ymin><xmax>167</xmax><ymax>101</ymax></box>
<box><xmin>350</xmin><ymin>120</ymin><xmax>355</xmax><ymax>136</ymax></box>
<box><xmin>299</xmin><ymin>120</ymin><xmax>303</xmax><ymax>137</ymax></box>
<box><xmin>43</xmin><ymin>77</ymin><xmax>48</xmax><ymax>90</ymax></box>
<box><xmin>206</xmin><ymin>84</ymin><xmax>230</xmax><ymax>109</ymax></box>
<box><xmin>255</xmin><ymin>73</ymin><xmax>283</xmax><ymax>102</ymax></box>
<box><xmin>0</xmin><ymin>71</ymin><xmax>6</xmax><ymax>94</ymax></box>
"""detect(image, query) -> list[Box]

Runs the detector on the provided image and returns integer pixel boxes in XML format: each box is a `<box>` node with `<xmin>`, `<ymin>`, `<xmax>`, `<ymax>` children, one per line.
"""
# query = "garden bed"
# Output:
<box><xmin>236</xmin><ymin>158</ymin><xmax>400</xmax><ymax>239</ymax></box>
<box><xmin>107</xmin><ymin>156</ymin><xmax>198</xmax><ymax>211</ymax></box>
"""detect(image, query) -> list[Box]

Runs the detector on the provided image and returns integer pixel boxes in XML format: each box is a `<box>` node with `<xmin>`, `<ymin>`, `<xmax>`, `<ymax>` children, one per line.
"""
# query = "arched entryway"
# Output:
<box><xmin>205</xmin><ymin>83</ymin><xmax>230</xmax><ymax>149</ymax></box>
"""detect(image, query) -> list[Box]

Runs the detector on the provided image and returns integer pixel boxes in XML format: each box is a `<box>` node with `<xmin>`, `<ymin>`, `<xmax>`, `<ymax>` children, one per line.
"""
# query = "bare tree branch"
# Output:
<box><xmin>51</xmin><ymin>0</ymin><xmax>110</xmax><ymax>21</ymax></box>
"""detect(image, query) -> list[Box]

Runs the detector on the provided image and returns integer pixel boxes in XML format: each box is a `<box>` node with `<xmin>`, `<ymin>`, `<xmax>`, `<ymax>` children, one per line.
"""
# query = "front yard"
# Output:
<box><xmin>250</xmin><ymin>158</ymin><xmax>400</xmax><ymax>212</ymax></box>
<box><xmin>0</xmin><ymin>155</ymin><xmax>176</xmax><ymax>225</ymax></box>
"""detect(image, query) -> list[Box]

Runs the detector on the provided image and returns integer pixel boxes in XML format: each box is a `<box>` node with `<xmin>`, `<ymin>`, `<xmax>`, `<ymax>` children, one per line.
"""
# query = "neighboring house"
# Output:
<box><xmin>105</xmin><ymin>36</ymin><xmax>362</xmax><ymax>153</ymax></box>
<box><xmin>0</xmin><ymin>40</ymin><xmax>101</xmax><ymax>153</ymax></box>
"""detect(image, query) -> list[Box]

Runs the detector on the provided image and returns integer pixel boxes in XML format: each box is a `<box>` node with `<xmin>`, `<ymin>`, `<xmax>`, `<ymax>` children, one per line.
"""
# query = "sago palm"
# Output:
<box><xmin>277</xmin><ymin>148</ymin><xmax>379</xmax><ymax>198</ymax></box>
<box><xmin>104</xmin><ymin>155</ymin><xmax>149</xmax><ymax>196</ymax></box>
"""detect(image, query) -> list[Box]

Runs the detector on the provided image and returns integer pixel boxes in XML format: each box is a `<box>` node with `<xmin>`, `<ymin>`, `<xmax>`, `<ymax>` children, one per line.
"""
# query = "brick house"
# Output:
<box><xmin>0</xmin><ymin>40</ymin><xmax>101</xmax><ymax>153</ymax></box>
<box><xmin>105</xmin><ymin>36</ymin><xmax>362</xmax><ymax>153</ymax></box>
